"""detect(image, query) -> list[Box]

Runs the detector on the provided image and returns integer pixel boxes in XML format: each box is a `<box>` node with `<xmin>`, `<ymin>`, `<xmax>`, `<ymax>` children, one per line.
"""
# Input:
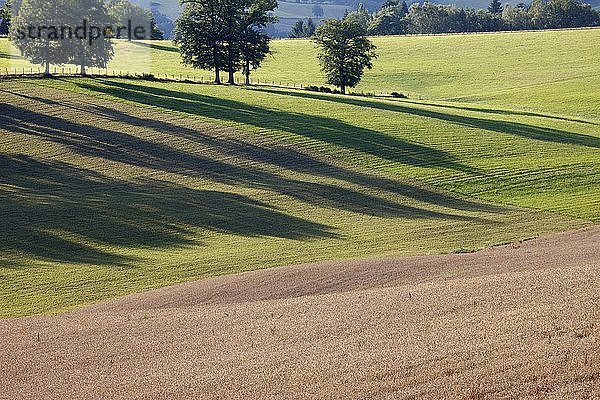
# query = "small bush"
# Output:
<box><xmin>319</xmin><ymin>86</ymin><xmax>332</xmax><ymax>93</ymax></box>
<box><xmin>305</xmin><ymin>85</ymin><xmax>320</xmax><ymax>92</ymax></box>
<box><xmin>391</xmin><ymin>91</ymin><xmax>407</xmax><ymax>98</ymax></box>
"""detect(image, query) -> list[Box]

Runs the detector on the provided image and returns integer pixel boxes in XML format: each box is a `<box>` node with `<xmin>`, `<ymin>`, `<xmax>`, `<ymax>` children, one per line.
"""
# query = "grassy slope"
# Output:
<box><xmin>1</xmin><ymin>29</ymin><xmax>599</xmax><ymax>317</ymax></box>
<box><xmin>56</xmin><ymin>78</ymin><xmax>600</xmax><ymax>221</ymax></box>
<box><xmin>2</xmin><ymin>28</ymin><xmax>600</xmax><ymax>115</ymax></box>
<box><xmin>0</xmin><ymin>78</ymin><xmax>592</xmax><ymax>317</ymax></box>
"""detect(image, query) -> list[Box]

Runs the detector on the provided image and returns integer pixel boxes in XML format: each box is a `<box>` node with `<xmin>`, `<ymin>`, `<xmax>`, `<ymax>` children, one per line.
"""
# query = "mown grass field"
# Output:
<box><xmin>1</xmin><ymin>29</ymin><xmax>599</xmax><ymax>318</ymax></box>
<box><xmin>3</xmin><ymin>28</ymin><xmax>600</xmax><ymax>115</ymax></box>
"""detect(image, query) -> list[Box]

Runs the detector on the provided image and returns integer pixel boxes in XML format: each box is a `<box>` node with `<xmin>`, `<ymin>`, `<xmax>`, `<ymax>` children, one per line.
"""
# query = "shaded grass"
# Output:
<box><xmin>56</xmin><ymin>78</ymin><xmax>600</xmax><ymax>221</ymax></box>
<box><xmin>2</xmin><ymin>29</ymin><xmax>600</xmax><ymax>118</ymax></box>
<box><xmin>0</xmin><ymin>80</ymin><xmax>586</xmax><ymax>317</ymax></box>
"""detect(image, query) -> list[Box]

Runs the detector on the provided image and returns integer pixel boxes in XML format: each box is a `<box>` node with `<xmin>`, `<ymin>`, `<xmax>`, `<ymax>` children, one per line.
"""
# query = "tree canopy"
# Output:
<box><xmin>0</xmin><ymin>0</ymin><xmax>11</xmax><ymax>36</ymax></box>
<box><xmin>365</xmin><ymin>0</ymin><xmax>599</xmax><ymax>35</ymax></box>
<box><xmin>107</xmin><ymin>0</ymin><xmax>162</xmax><ymax>40</ymax></box>
<box><xmin>313</xmin><ymin>17</ymin><xmax>376</xmax><ymax>94</ymax></box>
<box><xmin>289</xmin><ymin>18</ymin><xmax>316</xmax><ymax>38</ymax></box>
<box><xmin>9</xmin><ymin>0</ymin><xmax>114</xmax><ymax>74</ymax></box>
<box><xmin>175</xmin><ymin>0</ymin><xmax>276</xmax><ymax>84</ymax></box>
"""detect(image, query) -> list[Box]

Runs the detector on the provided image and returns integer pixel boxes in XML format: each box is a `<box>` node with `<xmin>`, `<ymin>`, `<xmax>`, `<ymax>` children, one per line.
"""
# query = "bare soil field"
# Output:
<box><xmin>1</xmin><ymin>226</ymin><xmax>599</xmax><ymax>399</ymax></box>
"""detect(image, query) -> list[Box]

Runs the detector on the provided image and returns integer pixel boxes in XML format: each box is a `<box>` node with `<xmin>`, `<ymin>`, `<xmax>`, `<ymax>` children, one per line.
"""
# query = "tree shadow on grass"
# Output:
<box><xmin>0</xmin><ymin>51</ymin><xmax>20</xmax><ymax>60</ymax></box>
<box><xmin>0</xmin><ymin>154</ymin><xmax>337</xmax><ymax>268</ymax></box>
<box><xmin>129</xmin><ymin>41</ymin><xmax>181</xmax><ymax>53</ymax></box>
<box><xmin>77</xmin><ymin>79</ymin><xmax>479</xmax><ymax>175</ymax></box>
<box><xmin>250</xmin><ymin>87</ymin><xmax>600</xmax><ymax>149</ymax></box>
<box><xmin>0</xmin><ymin>83</ymin><xmax>512</xmax><ymax>267</ymax></box>
<box><xmin>408</xmin><ymin>100</ymin><xmax>598</xmax><ymax>126</ymax></box>
<box><xmin>0</xmin><ymin>102</ymin><xmax>491</xmax><ymax>219</ymax></box>
<box><xmin>81</xmin><ymin>101</ymin><xmax>504</xmax><ymax>215</ymax></box>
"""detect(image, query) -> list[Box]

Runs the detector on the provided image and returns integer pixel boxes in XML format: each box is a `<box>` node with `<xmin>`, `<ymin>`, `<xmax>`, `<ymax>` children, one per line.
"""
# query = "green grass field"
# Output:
<box><xmin>1</xmin><ymin>29</ymin><xmax>598</xmax><ymax>318</ymax></box>
<box><xmin>3</xmin><ymin>28</ymin><xmax>600</xmax><ymax>114</ymax></box>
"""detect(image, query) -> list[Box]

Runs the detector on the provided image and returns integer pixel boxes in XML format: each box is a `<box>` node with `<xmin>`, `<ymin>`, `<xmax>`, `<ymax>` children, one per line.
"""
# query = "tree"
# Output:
<box><xmin>68</xmin><ymin>0</ymin><xmax>115</xmax><ymax>75</ymax></box>
<box><xmin>536</xmin><ymin>0</ymin><xmax>599</xmax><ymax>29</ymax></box>
<box><xmin>239</xmin><ymin>27</ymin><xmax>269</xmax><ymax>84</ymax></box>
<box><xmin>176</xmin><ymin>0</ymin><xmax>276</xmax><ymax>84</ymax></box>
<box><xmin>312</xmin><ymin>3</ymin><xmax>324</xmax><ymax>18</ymax></box>
<box><xmin>403</xmin><ymin>2</ymin><xmax>452</xmax><ymax>34</ymax></box>
<box><xmin>304</xmin><ymin>17</ymin><xmax>316</xmax><ymax>35</ymax></box>
<box><xmin>289</xmin><ymin>18</ymin><xmax>316</xmax><ymax>37</ymax></box>
<box><xmin>313</xmin><ymin>17</ymin><xmax>376</xmax><ymax>94</ymax></box>
<box><xmin>175</xmin><ymin>0</ymin><xmax>229</xmax><ymax>83</ymax></box>
<box><xmin>107</xmin><ymin>0</ymin><xmax>155</xmax><ymax>41</ymax></box>
<box><xmin>10</xmin><ymin>0</ymin><xmax>114</xmax><ymax>75</ymax></box>
<box><xmin>289</xmin><ymin>19</ymin><xmax>305</xmax><ymax>37</ymax></box>
<box><xmin>10</xmin><ymin>0</ymin><xmax>64</xmax><ymax>74</ymax></box>
<box><xmin>501</xmin><ymin>4</ymin><xmax>531</xmax><ymax>30</ymax></box>
<box><xmin>0</xmin><ymin>0</ymin><xmax>11</xmax><ymax>36</ymax></box>
<box><xmin>221</xmin><ymin>0</ymin><xmax>247</xmax><ymax>84</ymax></box>
<box><xmin>380</xmin><ymin>0</ymin><xmax>398</xmax><ymax>8</ymax></box>
<box><xmin>346</xmin><ymin>3</ymin><xmax>370</xmax><ymax>29</ymax></box>
<box><xmin>368</xmin><ymin>0</ymin><xmax>407</xmax><ymax>35</ymax></box>
<box><xmin>239</xmin><ymin>0</ymin><xmax>277</xmax><ymax>84</ymax></box>
<box><xmin>400</xmin><ymin>0</ymin><xmax>409</xmax><ymax>15</ymax></box>
<box><xmin>488</xmin><ymin>0</ymin><xmax>503</xmax><ymax>15</ymax></box>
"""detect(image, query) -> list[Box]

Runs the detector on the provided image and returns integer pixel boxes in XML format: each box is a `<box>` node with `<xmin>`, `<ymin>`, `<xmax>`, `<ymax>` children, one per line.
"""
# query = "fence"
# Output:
<box><xmin>0</xmin><ymin>66</ymin><xmax>306</xmax><ymax>86</ymax></box>
<box><xmin>0</xmin><ymin>66</ymin><xmax>402</xmax><ymax>98</ymax></box>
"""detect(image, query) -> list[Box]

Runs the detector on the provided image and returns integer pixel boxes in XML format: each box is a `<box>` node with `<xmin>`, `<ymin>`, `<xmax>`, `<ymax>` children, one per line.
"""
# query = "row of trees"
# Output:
<box><xmin>174</xmin><ymin>0</ymin><xmax>277</xmax><ymax>84</ymax></box>
<box><xmin>289</xmin><ymin>17</ymin><xmax>316</xmax><ymax>37</ymax></box>
<box><xmin>175</xmin><ymin>0</ymin><xmax>376</xmax><ymax>93</ymax></box>
<box><xmin>368</xmin><ymin>0</ymin><xmax>599</xmax><ymax>35</ymax></box>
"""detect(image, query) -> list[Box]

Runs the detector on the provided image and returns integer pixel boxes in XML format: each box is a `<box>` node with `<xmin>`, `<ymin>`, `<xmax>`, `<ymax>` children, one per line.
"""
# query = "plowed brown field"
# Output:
<box><xmin>2</xmin><ymin>226</ymin><xmax>599</xmax><ymax>399</ymax></box>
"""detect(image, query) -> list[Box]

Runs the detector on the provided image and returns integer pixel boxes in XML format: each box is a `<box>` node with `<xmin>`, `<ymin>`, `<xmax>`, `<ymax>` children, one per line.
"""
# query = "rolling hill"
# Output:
<box><xmin>1</xmin><ymin>71</ymin><xmax>598</xmax><ymax>317</ymax></box>
<box><xmin>1</xmin><ymin>26</ymin><xmax>599</xmax><ymax>399</ymax></box>
<box><xmin>3</xmin><ymin>28</ymin><xmax>600</xmax><ymax>116</ymax></box>
<box><xmin>1</xmin><ymin>29</ymin><xmax>599</xmax><ymax>318</ymax></box>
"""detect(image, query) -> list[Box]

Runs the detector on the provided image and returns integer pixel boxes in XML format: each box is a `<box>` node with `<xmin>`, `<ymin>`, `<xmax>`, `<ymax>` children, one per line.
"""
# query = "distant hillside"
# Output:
<box><xmin>144</xmin><ymin>0</ymin><xmax>353</xmax><ymax>38</ymax></box>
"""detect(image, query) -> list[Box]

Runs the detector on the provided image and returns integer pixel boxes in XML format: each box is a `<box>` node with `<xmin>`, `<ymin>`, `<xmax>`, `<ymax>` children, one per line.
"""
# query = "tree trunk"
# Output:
<box><xmin>227</xmin><ymin>65</ymin><xmax>234</xmax><ymax>85</ymax></box>
<box><xmin>340</xmin><ymin>83</ymin><xmax>346</xmax><ymax>95</ymax></box>
<box><xmin>214</xmin><ymin>66</ymin><xmax>221</xmax><ymax>84</ymax></box>
<box><xmin>44</xmin><ymin>60</ymin><xmax>50</xmax><ymax>76</ymax></box>
<box><xmin>81</xmin><ymin>61</ymin><xmax>86</xmax><ymax>76</ymax></box>
<box><xmin>245</xmin><ymin>60</ymin><xmax>250</xmax><ymax>85</ymax></box>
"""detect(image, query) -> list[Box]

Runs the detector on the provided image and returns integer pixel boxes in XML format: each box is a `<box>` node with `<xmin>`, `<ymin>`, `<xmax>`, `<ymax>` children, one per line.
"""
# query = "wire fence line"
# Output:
<box><xmin>0</xmin><ymin>67</ymin><xmax>403</xmax><ymax>98</ymax></box>
<box><xmin>0</xmin><ymin>66</ymin><xmax>306</xmax><ymax>87</ymax></box>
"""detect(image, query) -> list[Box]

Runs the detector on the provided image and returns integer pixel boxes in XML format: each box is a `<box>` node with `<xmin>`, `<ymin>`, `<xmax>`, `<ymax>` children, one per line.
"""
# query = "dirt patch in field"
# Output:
<box><xmin>1</xmin><ymin>226</ymin><xmax>599</xmax><ymax>399</ymax></box>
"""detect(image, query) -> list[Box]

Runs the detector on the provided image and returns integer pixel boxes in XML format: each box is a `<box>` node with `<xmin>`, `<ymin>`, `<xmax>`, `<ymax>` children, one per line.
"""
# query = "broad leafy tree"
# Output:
<box><xmin>10</xmin><ymin>0</ymin><xmax>114</xmax><ymax>75</ymax></box>
<box><xmin>67</xmin><ymin>0</ymin><xmax>114</xmax><ymax>75</ymax></box>
<box><xmin>107</xmin><ymin>0</ymin><xmax>156</xmax><ymax>40</ymax></box>
<box><xmin>536</xmin><ymin>0</ymin><xmax>599</xmax><ymax>28</ymax></box>
<box><xmin>175</xmin><ymin>0</ymin><xmax>228</xmax><ymax>83</ymax></box>
<box><xmin>313</xmin><ymin>17</ymin><xmax>376</xmax><ymax>94</ymax></box>
<box><xmin>10</xmin><ymin>0</ymin><xmax>65</xmax><ymax>74</ymax></box>
<box><xmin>176</xmin><ymin>0</ymin><xmax>275</xmax><ymax>84</ymax></box>
<box><xmin>239</xmin><ymin>0</ymin><xmax>276</xmax><ymax>84</ymax></box>
<box><xmin>363</xmin><ymin>0</ymin><xmax>599</xmax><ymax>35</ymax></box>
<box><xmin>0</xmin><ymin>0</ymin><xmax>11</xmax><ymax>35</ymax></box>
<box><xmin>368</xmin><ymin>0</ymin><xmax>407</xmax><ymax>35</ymax></box>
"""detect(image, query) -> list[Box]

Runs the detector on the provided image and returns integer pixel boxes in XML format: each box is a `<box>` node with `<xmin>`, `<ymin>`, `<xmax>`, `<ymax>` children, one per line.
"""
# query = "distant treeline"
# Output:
<box><xmin>365</xmin><ymin>0</ymin><xmax>599</xmax><ymax>35</ymax></box>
